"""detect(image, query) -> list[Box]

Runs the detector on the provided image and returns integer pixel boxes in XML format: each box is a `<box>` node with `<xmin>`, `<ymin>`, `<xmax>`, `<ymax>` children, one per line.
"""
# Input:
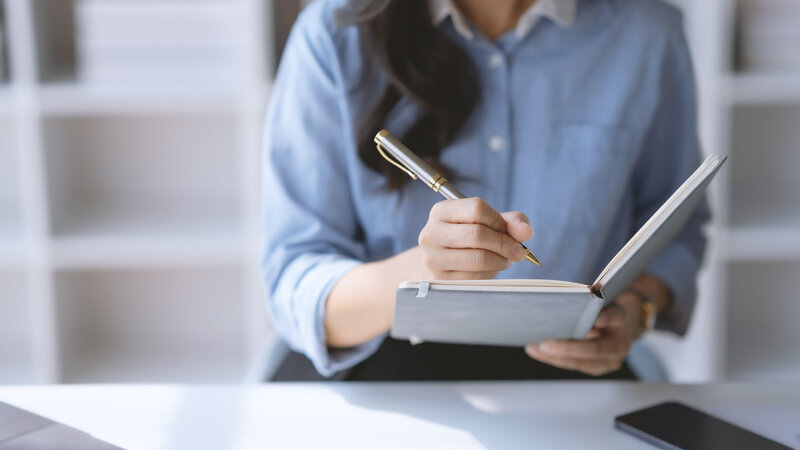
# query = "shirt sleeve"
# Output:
<box><xmin>632</xmin><ymin>16</ymin><xmax>711</xmax><ymax>335</ymax></box>
<box><xmin>261</xmin><ymin>4</ymin><xmax>384</xmax><ymax>377</ymax></box>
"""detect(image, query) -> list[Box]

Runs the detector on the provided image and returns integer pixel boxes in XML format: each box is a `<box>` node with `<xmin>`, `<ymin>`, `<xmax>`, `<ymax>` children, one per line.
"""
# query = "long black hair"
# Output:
<box><xmin>337</xmin><ymin>0</ymin><xmax>480</xmax><ymax>190</ymax></box>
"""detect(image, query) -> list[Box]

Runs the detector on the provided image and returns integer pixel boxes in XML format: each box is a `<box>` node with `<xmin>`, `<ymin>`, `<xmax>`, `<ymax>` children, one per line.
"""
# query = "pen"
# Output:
<box><xmin>374</xmin><ymin>129</ymin><xmax>542</xmax><ymax>267</ymax></box>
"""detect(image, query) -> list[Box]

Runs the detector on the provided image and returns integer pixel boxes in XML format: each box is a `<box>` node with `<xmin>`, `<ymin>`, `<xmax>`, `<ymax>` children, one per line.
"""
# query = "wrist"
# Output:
<box><xmin>621</xmin><ymin>286</ymin><xmax>658</xmax><ymax>338</ymax></box>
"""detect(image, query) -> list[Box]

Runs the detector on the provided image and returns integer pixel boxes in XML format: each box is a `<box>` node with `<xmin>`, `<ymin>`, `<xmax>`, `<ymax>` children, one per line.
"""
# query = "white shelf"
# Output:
<box><xmin>0</xmin><ymin>88</ymin><xmax>15</xmax><ymax>115</ymax></box>
<box><xmin>0</xmin><ymin>116</ymin><xmax>23</xmax><ymax>241</ymax></box>
<box><xmin>728</xmin><ymin>105</ymin><xmax>800</xmax><ymax>228</ymax></box>
<box><xmin>728</xmin><ymin>358</ymin><xmax>800</xmax><ymax>382</ymax></box>
<box><xmin>726</xmin><ymin>262</ymin><xmax>800</xmax><ymax>381</ymax></box>
<box><xmin>55</xmin><ymin>267</ymin><xmax>250</xmax><ymax>383</ymax></box>
<box><xmin>0</xmin><ymin>270</ymin><xmax>35</xmax><ymax>384</ymax></box>
<box><xmin>61</xmin><ymin>353</ymin><xmax>248</xmax><ymax>384</ymax></box>
<box><xmin>728</xmin><ymin>189</ymin><xmax>800</xmax><ymax>229</ymax></box>
<box><xmin>42</xmin><ymin>114</ymin><xmax>243</xmax><ymax>238</ymax></box>
<box><xmin>720</xmin><ymin>74</ymin><xmax>800</xmax><ymax>380</ymax></box>
<box><xmin>725</xmin><ymin>227</ymin><xmax>800</xmax><ymax>261</ymax></box>
<box><xmin>0</xmin><ymin>0</ymin><xmax>275</xmax><ymax>384</ymax></box>
<box><xmin>0</xmin><ymin>239</ymin><xmax>27</xmax><ymax>269</ymax></box>
<box><xmin>47</xmin><ymin>202</ymin><xmax>245</xmax><ymax>268</ymax></box>
<box><xmin>52</xmin><ymin>233</ymin><xmax>243</xmax><ymax>269</ymax></box>
<box><xmin>38</xmin><ymin>82</ymin><xmax>241</xmax><ymax>116</ymax></box>
<box><xmin>49</xmin><ymin>205</ymin><xmax>242</xmax><ymax>240</ymax></box>
<box><xmin>729</xmin><ymin>73</ymin><xmax>800</xmax><ymax>105</ymax></box>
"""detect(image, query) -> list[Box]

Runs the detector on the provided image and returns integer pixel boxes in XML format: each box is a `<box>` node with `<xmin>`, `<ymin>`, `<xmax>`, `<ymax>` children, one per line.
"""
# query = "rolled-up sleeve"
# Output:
<box><xmin>633</xmin><ymin>17</ymin><xmax>710</xmax><ymax>335</ymax></box>
<box><xmin>261</xmin><ymin>5</ymin><xmax>384</xmax><ymax>377</ymax></box>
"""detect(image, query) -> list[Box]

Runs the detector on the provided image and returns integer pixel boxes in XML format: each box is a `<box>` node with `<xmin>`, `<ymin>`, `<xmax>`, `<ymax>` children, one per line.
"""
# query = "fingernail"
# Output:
<box><xmin>525</xmin><ymin>344</ymin><xmax>538</xmax><ymax>353</ymax></box>
<box><xmin>540</xmin><ymin>341</ymin><xmax>555</xmax><ymax>353</ymax></box>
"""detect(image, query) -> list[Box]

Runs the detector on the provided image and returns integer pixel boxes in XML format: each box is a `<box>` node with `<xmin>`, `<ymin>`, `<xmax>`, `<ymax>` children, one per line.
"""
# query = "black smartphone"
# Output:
<box><xmin>614</xmin><ymin>401</ymin><xmax>792</xmax><ymax>450</ymax></box>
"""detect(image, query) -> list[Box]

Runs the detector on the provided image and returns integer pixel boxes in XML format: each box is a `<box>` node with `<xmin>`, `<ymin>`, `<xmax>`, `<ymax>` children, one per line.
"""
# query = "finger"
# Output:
<box><xmin>525</xmin><ymin>345</ymin><xmax>623</xmax><ymax>376</ymax></box>
<box><xmin>538</xmin><ymin>336</ymin><xmax>631</xmax><ymax>359</ymax></box>
<box><xmin>501</xmin><ymin>211</ymin><xmax>530</xmax><ymax>225</ymax></box>
<box><xmin>585</xmin><ymin>329</ymin><xmax>602</xmax><ymax>339</ymax></box>
<box><xmin>594</xmin><ymin>305</ymin><xmax>626</xmax><ymax>329</ymax></box>
<box><xmin>501</xmin><ymin>211</ymin><xmax>533</xmax><ymax>243</ymax></box>
<box><xmin>431</xmin><ymin>222</ymin><xmax>526</xmax><ymax>261</ymax></box>
<box><xmin>430</xmin><ymin>198</ymin><xmax>508</xmax><ymax>232</ymax></box>
<box><xmin>427</xmin><ymin>248</ymin><xmax>512</xmax><ymax>273</ymax></box>
<box><xmin>435</xmin><ymin>271</ymin><xmax>498</xmax><ymax>280</ymax></box>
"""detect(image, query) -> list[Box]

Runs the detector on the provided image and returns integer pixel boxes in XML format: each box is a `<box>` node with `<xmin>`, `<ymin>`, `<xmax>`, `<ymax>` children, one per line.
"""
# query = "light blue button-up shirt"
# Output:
<box><xmin>262</xmin><ymin>0</ymin><xmax>710</xmax><ymax>377</ymax></box>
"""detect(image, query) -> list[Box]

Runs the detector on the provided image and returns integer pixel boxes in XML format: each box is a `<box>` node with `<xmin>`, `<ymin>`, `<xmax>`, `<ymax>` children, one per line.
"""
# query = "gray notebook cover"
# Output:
<box><xmin>392</xmin><ymin>155</ymin><xmax>726</xmax><ymax>347</ymax></box>
<box><xmin>392</xmin><ymin>286</ymin><xmax>603</xmax><ymax>346</ymax></box>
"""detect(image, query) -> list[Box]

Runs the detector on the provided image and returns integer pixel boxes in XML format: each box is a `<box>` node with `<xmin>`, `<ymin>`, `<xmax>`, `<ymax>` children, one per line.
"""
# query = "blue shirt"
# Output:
<box><xmin>262</xmin><ymin>0</ymin><xmax>710</xmax><ymax>377</ymax></box>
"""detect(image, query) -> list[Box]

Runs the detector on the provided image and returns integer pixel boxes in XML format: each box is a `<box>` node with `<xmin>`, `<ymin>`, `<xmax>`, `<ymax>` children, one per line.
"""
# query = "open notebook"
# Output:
<box><xmin>391</xmin><ymin>155</ymin><xmax>727</xmax><ymax>346</ymax></box>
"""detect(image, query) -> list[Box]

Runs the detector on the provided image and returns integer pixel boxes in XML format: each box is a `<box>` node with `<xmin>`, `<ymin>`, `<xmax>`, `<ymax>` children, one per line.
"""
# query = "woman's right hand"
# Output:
<box><xmin>418</xmin><ymin>197</ymin><xmax>534</xmax><ymax>280</ymax></box>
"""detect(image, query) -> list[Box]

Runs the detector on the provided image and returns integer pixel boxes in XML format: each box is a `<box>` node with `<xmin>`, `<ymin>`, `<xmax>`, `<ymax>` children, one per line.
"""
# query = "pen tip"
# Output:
<box><xmin>526</xmin><ymin>251</ymin><xmax>542</xmax><ymax>267</ymax></box>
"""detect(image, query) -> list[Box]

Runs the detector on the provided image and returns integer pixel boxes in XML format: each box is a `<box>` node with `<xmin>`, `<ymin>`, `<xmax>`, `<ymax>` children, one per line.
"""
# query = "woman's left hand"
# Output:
<box><xmin>524</xmin><ymin>293</ymin><xmax>643</xmax><ymax>376</ymax></box>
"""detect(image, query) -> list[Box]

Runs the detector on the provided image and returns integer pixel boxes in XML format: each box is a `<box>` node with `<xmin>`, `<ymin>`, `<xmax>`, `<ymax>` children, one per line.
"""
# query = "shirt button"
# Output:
<box><xmin>488</xmin><ymin>135</ymin><xmax>505</xmax><ymax>152</ymax></box>
<box><xmin>487</xmin><ymin>53</ymin><xmax>503</xmax><ymax>69</ymax></box>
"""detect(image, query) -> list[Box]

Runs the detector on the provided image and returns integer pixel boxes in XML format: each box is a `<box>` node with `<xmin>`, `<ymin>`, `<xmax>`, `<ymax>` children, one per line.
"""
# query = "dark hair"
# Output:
<box><xmin>337</xmin><ymin>0</ymin><xmax>480</xmax><ymax>190</ymax></box>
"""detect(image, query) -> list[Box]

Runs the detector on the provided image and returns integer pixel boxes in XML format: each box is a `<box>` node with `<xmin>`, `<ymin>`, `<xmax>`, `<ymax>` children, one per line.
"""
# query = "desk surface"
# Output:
<box><xmin>0</xmin><ymin>382</ymin><xmax>798</xmax><ymax>449</ymax></box>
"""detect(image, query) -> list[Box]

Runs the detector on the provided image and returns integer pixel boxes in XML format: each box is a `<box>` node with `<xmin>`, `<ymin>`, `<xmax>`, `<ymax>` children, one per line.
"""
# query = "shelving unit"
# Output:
<box><xmin>645</xmin><ymin>0</ymin><xmax>800</xmax><ymax>382</ymax></box>
<box><xmin>726</xmin><ymin>262</ymin><xmax>800</xmax><ymax>381</ymax></box>
<box><xmin>719</xmin><ymin>1</ymin><xmax>800</xmax><ymax>382</ymax></box>
<box><xmin>37</xmin><ymin>83</ymin><xmax>241</xmax><ymax>116</ymax></box>
<box><xmin>0</xmin><ymin>0</ymin><xmax>280</xmax><ymax>384</ymax></box>
<box><xmin>729</xmin><ymin>73</ymin><xmax>800</xmax><ymax>105</ymax></box>
<box><xmin>0</xmin><ymin>90</ymin><xmax>13</xmax><ymax>114</ymax></box>
<box><xmin>42</xmin><ymin>114</ymin><xmax>242</xmax><ymax>239</ymax></box>
<box><xmin>55</xmin><ymin>268</ymin><xmax>248</xmax><ymax>383</ymax></box>
<box><xmin>0</xmin><ymin>270</ymin><xmax>34</xmax><ymax>384</ymax></box>
<box><xmin>3</xmin><ymin>0</ymin><xmax>794</xmax><ymax>385</ymax></box>
<box><xmin>0</xmin><ymin>116</ymin><xmax>23</xmax><ymax>246</ymax></box>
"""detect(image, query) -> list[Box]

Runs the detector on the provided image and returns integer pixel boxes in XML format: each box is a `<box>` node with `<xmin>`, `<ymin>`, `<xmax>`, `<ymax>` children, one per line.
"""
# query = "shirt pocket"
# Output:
<box><xmin>543</xmin><ymin>122</ymin><xmax>636</xmax><ymax>229</ymax></box>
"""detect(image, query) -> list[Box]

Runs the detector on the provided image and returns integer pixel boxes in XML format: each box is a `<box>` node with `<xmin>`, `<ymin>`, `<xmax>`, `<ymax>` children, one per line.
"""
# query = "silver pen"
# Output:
<box><xmin>374</xmin><ymin>129</ymin><xmax>542</xmax><ymax>267</ymax></box>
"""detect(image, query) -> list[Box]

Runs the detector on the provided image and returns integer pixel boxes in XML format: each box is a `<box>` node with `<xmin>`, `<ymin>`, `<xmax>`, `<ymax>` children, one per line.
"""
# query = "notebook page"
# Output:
<box><xmin>591</xmin><ymin>154</ymin><xmax>726</xmax><ymax>300</ymax></box>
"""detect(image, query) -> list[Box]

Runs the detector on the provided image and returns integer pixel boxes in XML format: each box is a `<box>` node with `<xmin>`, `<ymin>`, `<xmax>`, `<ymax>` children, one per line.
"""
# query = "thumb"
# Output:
<box><xmin>501</xmin><ymin>211</ymin><xmax>533</xmax><ymax>243</ymax></box>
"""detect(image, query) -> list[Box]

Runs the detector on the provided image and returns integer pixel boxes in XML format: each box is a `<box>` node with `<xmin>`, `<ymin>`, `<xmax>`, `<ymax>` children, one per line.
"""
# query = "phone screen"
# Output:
<box><xmin>614</xmin><ymin>401</ymin><xmax>791</xmax><ymax>450</ymax></box>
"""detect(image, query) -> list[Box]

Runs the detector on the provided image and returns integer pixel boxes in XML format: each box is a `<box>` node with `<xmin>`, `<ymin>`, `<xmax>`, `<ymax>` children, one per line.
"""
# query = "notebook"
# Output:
<box><xmin>391</xmin><ymin>154</ymin><xmax>726</xmax><ymax>346</ymax></box>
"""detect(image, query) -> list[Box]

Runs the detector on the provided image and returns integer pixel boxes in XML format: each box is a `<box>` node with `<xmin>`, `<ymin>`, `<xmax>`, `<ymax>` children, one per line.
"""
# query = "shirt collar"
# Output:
<box><xmin>429</xmin><ymin>0</ymin><xmax>576</xmax><ymax>41</ymax></box>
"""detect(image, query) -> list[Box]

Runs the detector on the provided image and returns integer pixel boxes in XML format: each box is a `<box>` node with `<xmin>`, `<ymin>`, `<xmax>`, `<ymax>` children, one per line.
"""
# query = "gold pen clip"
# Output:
<box><xmin>375</xmin><ymin>136</ymin><xmax>417</xmax><ymax>181</ymax></box>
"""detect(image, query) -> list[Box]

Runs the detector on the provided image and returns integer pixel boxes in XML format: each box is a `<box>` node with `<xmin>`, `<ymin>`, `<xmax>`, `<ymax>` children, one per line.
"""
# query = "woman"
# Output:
<box><xmin>262</xmin><ymin>0</ymin><xmax>709</xmax><ymax>381</ymax></box>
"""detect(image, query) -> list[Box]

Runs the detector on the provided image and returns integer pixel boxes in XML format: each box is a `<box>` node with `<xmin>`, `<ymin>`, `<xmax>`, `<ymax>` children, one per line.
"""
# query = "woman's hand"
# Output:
<box><xmin>524</xmin><ymin>293</ymin><xmax>643</xmax><ymax>376</ymax></box>
<box><xmin>418</xmin><ymin>197</ymin><xmax>533</xmax><ymax>280</ymax></box>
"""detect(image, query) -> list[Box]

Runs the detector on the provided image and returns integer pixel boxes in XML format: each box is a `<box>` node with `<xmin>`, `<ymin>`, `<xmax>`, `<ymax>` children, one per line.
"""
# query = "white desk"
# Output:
<box><xmin>0</xmin><ymin>382</ymin><xmax>798</xmax><ymax>449</ymax></box>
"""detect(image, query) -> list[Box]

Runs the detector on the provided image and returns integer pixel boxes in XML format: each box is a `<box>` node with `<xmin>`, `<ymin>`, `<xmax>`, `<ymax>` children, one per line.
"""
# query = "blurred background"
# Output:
<box><xmin>0</xmin><ymin>0</ymin><xmax>797</xmax><ymax>385</ymax></box>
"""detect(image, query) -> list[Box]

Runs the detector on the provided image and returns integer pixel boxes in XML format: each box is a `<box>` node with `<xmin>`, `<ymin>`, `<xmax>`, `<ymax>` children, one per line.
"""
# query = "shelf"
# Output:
<box><xmin>0</xmin><ymin>117</ymin><xmax>23</xmax><ymax>241</ymax></box>
<box><xmin>55</xmin><ymin>267</ymin><xmax>249</xmax><ymax>383</ymax></box>
<box><xmin>726</xmin><ymin>262</ymin><xmax>800</xmax><ymax>381</ymax></box>
<box><xmin>725</xmin><ymin>226</ymin><xmax>800</xmax><ymax>261</ymax></box>
<box><xmin>32</xmin><ymin>0</ymin><xmax>249</xmax><ymax>86</ymax></box>
<box><xmin>51</xmin><ymin>225</ymin><xmax>244</xmax><ymax>269</ymax></box>
<box><xmin>0</xmin><ymin>88</ymin><xmax>15</xmax><ymax>115</ymax></box>
<box><xmin>42</xmin><ymin>114</ymin><xmax>243</xmax><ymax>239</ymax></box>
<box><xmin>728</xmin><ymin>73</ymin><xmax>800</xmax><ymax>105</ymax></box>
<box><xmin>60</xmin><ymin>352</ymin><xmax>247</xmax><ymax>384</ymax></box>
<box><xmin>0</xmin><ymin>270</ymin><xmax>35</xmax><ymax>384</ymax></box>
<box><xmin>0</xmin><ymin>0</ymin><xmax>275</xmax><ymax>385</ymax></box>
<box><xmin>0</xmin><ymin>239</ymin><xmax>27</xmax><ymax>269</ymax></box>
<box><xmin>729</xmin><ymin>188</ymin><xmax>800</xmax><ymax>229</ymax></box>
<box><xmin>728</xmin><ymin>104</ymin><xmax>800</xmax><ymax>231</ymax></box>
<box><xmin>38</xmin><ymin>83</ymin><xmax>241</xmax><ymax>116</ymax></box>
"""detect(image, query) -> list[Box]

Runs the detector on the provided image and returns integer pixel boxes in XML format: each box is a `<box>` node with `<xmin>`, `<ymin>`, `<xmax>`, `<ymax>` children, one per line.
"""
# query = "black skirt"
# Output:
<box><xmin>272</xmin><ymin>337</ymin><xmax>637</xmax><ymax>381</ymax></box>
